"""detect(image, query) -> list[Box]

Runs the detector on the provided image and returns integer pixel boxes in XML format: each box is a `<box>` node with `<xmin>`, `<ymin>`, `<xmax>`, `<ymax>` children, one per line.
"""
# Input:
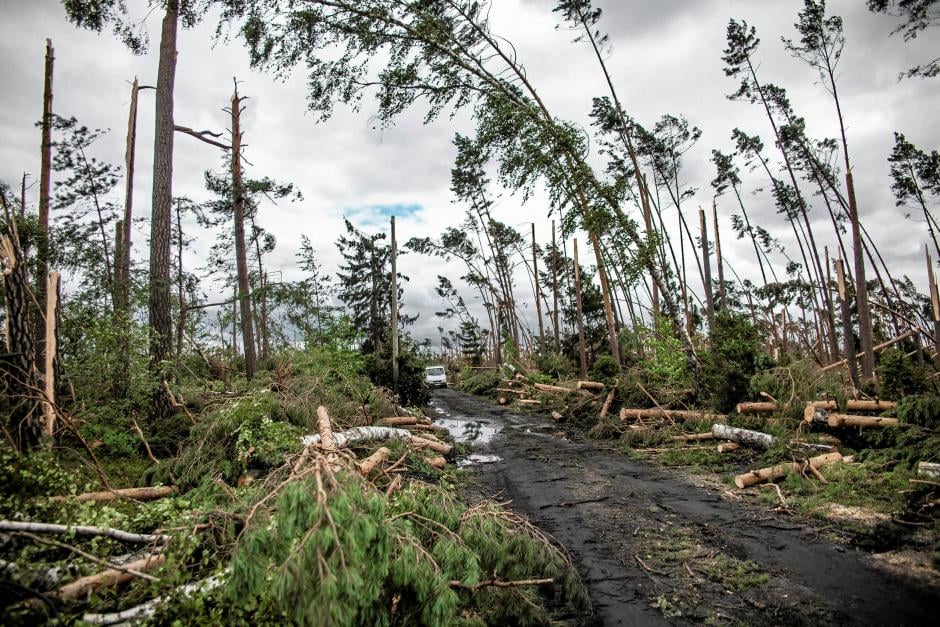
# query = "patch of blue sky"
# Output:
<box><xmin>344</xmin><ymin>203</ymin><xmax>424</xmax><ymax>227</ymax></box>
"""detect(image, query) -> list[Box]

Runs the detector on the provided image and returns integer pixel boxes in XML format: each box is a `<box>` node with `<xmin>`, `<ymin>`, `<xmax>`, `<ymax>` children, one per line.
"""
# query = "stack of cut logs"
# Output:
<box><xmin>497</xmin><ymin>376</ymin><xmax>618</xmax><ymax>419</ymax></box>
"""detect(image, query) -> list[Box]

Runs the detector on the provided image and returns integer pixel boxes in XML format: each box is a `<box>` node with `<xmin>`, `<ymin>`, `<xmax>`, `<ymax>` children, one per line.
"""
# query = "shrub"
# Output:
<box><xmin>590</xmin><ymin>355</ymin><xmax>620</xmax><ymax>382</ymax></box>
<box><xmin>533</xmin><ymin>352</ymin><xmax>575</xmax><ymax>380</ymax></box>
<box><xmin>700</xmin><ymin>311</ymin><xmax>765</xmax><ymax>413</ymax></box>
<box><xmin>877</xmin><ymin>348</ymin><xmax>929</xmax><ymax>399</ymax></box>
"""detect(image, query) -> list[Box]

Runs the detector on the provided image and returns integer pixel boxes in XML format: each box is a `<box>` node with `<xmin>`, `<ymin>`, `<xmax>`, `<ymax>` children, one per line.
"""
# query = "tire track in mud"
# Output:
<box><xmin>434</xmin><ymin>388</ymin><xmax>940</xmax><ymax>626</ymax></box>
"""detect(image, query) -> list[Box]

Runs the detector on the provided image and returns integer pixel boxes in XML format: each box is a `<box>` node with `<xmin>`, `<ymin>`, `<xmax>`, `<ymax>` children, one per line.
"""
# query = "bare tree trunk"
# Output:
<box><xmin>699</xmin><ymin>208</ymin><xmax>715</xmax><ymax>330</ymax></box>
<box><xmin>390</xmin><ymin>216</ymin><xmax>399</xmax><ymax>392</ymax></box>
<box><xmin>551</xmin><ymin>219</ymin><xmax>561</xmax><ymax>352</ymax></box>
<box><xmin>927</xmin><ymin>248</ymin><xmax>940</xmax><ymax>369</ymax></box>
<box><xmin>847</xmin><ymin>172</ymin><xmax>874</xmax><ymax>379</ymax></box>
<box><xmin>42</xmin><ymin>272</ymin><xmax>60</xmax><ymax>438</ymax></box>
<box><xmin>531</xmin><ymin>223</ymin><xmax>544</xmax><ymax>352</ymax></box>
<box><xmin>836</xmin><ymin>257</ymin><xmax>860</xmax><ymax>388</ymax></box>
<box><xmin>147</xmin><ymin>3</ymin><xmax>178</xmax><ymax>422</ymax></box>
<box><xmin>230</xmin><ymin>85</ymin><xmax>256</xmax><ymax>380</ymax></box>
<box><xmin>175</xmin><ymin>200</ymin><xmax>185</xmax><ymax>363</ymax></box>
<box><xmin>113</xmin><ymin>78</ymin><xmax>139</xmax><ymax>399</ymax></box>
<box><xmin>36</xmin><ymin>39</ymin><xmax>54</xmax><ymax>365</ymax></box>
<box><xmin>712</xmin><ymin>200</ymin><xmax>726</xmax><ymax>309</ymax></box>
<box><xmin>573</xmin><ymin>238</ymin><xmax>588</xmax><ymax>378</ymax></box>
<box><xmin>642</xmin><ymin>199</ymin><xmax>660</xmax><ymax>315</ymax></box>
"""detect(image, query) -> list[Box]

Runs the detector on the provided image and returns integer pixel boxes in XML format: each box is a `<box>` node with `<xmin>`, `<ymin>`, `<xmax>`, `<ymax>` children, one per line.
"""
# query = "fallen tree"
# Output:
<box><xmin>619</xmin><ymin>408</ymin><xmax>727</xmax><ymax>422</ymax></box>
<box><xmin>301</xmin><ymin>426</ymin><xmax>453</xmax><ymax>455</ymax></box>
<box><xmin>50</xmin><ymin>486</ymin><xmax>176</xmax><ymax>504</ymax></box>
<box><xmin>737</xmin><ymin>399</ymin><xmax>897</xmax><ymax>414</ymax></box>
<box><xmin>711</xmin><ymin>424</ymin><xmax>775</xmax><ymax>449</ymax></box>
<box><xmin>803</xmin><ymin>407</ymin><xmax>899</xmax><ymax>428</ymax></box>
<box><xmin>734</xmin><ymin>452</ymin><xmax>845</xmax><ymax>489</ymax></box>
<box><xmin>0</xmin><ymin>521</ymin><xmax>169</xmax><ymax>545</ymax></box>
<box><xmin>56</xmin><ymin>553</ymin><xmax>166</xmax><ymax>600</ymax></box>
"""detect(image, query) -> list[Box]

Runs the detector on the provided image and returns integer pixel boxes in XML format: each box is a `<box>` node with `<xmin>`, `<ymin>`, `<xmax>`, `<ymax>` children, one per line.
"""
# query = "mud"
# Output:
<box><xmin>433</xmin><ymin>388</ymin><xmax>940</xmax><ymax>626</ymax></box>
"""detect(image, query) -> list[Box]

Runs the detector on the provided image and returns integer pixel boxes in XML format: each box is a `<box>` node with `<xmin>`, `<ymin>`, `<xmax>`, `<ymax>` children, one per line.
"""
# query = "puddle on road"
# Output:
<box><xmin>458</xmin><ymin>454</ymin><xmax>502</xmax><ymax>467</ymax></box>
<box><xmin>430</xmin><ymin>397</ymin><xmax>503</xmax><ymax>466</ymax></box>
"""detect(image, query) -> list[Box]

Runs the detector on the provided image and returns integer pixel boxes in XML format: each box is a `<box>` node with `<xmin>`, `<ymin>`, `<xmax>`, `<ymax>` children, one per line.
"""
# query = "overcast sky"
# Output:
<box><xmin>1</xmin><ymin>0</ymin><xmax>938</xmax><ymax>347</ymax></box>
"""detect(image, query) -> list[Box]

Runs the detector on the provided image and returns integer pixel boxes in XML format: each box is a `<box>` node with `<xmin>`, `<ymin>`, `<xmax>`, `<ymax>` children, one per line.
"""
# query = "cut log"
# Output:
<box><xmin>316</xmin><ymin>405</ymin><xmax>336</xmax><ymax>451</ymax></box>
<box><xmin>498</xmin><ymin>396</ymin><xmax>509</xmax><ymax>405</ymax></box>
<box><xmin>599</xmin><ymin>388</ymin><xmax>616</xmax><ymax>418</ymax></box>
<box><xmin>734</xmin><ymin>452</ymin><xmax>844</xmax><ymax>489</ymax></box>
<box><xmin>0</xmin><ymin>521</ymin><xmax>169</xmax><ymax>544</ymax></box>
<box><xmin>711</xmin><ymin>424</ymin><xmax>775</xmax><ymax>450</ymax></box>
<box><xmin>717</xmin><ymin>442</ymin><xmax>741</xmax><ymax>453</ymax></box>
<box><xmin>917</xmin><ymin>462</ymin><xmax>940</xmax><ymax>479</ymax></box>
<box><xmin>516</xmin><ymin>399</ymin><xmax>541</xmax><ymax>405</ymax></box>
<box><xmin>736</xmin><ymin>401</ymin><xmax>778</xmax><ymax>414</ymax></box>
<box><xmin>534</xmin><ymin>382</ymin><xmax>575</xmax><ymax>394</ymax></box>
<box><xmin>376</xmin><ymin>416</ymin><xmax>418</xmax><ymax>426</ymax></box>
<box><xmin>411</xmin><ymin>423</ymin><xmax>447</xmax><ymax>433</ymax></box>
<box><xmin>620</xmin><ymin>408</ymin><xmax>727</xmax><ymax>422</ymax></box>
<box><xmin>804</xmin><ymin>408</ymin><xmax>899</xmax><ymax>428</ymax></box>
<box><xmin>425</xmin><ymin>455</ymin><xmax>446</xmax><ymax>469</ymax></box>
<box><xmin>738</xmin><ymin>399</ymin><xmax>897</xmax><ymax>414</ymax></box>
<box><xmin>551</xmin><ymin>411</ymin><xmax>563</xmax><ymax>421</ymax></box>
<box><xmin>410</xmin><ymin>435</ymin><xmax>453</xmax><ymax>455</ymax></box>
<box><xmin>495</xmin><ymin>387</ymin><xmax>525</xmax><ymax>394</ymax></box>
<box><xmin>576</xmin><ymin>380</ymin><xmax>605</xmax><ymax>391</ymax></box>
<box><xmin>50</xmin><ymin>486</ymin><xmax>176</xmax><ymax>504</ymax></box>
<box><xmin>671</xmin><ymin>432</ymin><xmax>715</xmax><ymax>442</ymax></box>
<box><xmin>357</xmin><ymin>447</ymin><xmax>390</xmax><ymax>476</ymax></box>
<box><xmin>56</xmin><ymin>553</ymin><xmax>166</xmax><ymax>600</ymax></box>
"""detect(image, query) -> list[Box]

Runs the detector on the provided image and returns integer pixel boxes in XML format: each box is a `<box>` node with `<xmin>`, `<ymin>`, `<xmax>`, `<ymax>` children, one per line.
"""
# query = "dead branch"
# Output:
<box><xmin>0</xmin><ymin>520</ymin><xmax>169</xmax><ymax>544</ymax></box>
<box><xmin>50</xmin><ymin>486</ymin><xmax>176</xmax><ymax>504</ymax></box>
<box><xmin>449</xmin><ymin>577</ymin><xmax>553</xmax><ymax>592</ymax></box>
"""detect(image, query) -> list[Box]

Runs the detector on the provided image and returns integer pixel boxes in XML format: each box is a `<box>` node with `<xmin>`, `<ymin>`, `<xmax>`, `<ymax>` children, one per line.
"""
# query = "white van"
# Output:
<box><xmin>425</xmin><ymin>366</ymin><xmax>448</xmax><ymax>388</ymax></box>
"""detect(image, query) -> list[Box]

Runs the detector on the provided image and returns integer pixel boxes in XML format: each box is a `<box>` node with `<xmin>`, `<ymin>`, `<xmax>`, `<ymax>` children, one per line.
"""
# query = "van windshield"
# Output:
<box><xmin>426</xmin><ymin>367</ymin><xmax>445</xmax><ymax>376</ymax></box>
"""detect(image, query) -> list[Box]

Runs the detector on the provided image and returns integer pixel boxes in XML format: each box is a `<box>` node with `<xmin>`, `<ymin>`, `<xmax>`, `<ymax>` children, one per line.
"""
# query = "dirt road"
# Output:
<box><xmin>431</xmin><ymin>388</ymin><xmax>940</xmax><ymax>626</ymax></box>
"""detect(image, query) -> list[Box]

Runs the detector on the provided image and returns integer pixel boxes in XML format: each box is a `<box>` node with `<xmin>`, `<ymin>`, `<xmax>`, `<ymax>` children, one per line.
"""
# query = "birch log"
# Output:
<box><xmin>918</xmin><ymin>462</ymin><xmax>940</xmax><ymax>479</ymax></box>
<box><xmin>0</xmin><ymin>520</ymin><xmax>169</xmax><ymax>544</ymax></box>
<box><xmin>301</xmin><ymin>427</ymin><xmax>452</xmax><ymax>454</ymax></box>
<box><xmin>734</xmin><ymin>452</ymin><xmax>844</xmax><ymax>489</ymax></box>
<box><xmin>710</xmin><ymin>424</ymin><xmax>775</xmax><ymax>450</ymax></box>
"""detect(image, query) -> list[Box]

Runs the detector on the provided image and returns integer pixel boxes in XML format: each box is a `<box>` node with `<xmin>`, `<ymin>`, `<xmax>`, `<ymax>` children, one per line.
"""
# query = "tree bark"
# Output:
<box><xmin>531</xmin><ymin>223</ymin><xmax>544</xmax><ymax>352</ymax></box>
<box><xmin>147</xmin><ymin>2</ymin><xmax>179</xmax><ymax>422</ymax></box>
<box><xmin>572</xmin><ymin>238</ymin><xmax>588</xmax><ymax>378</ymax></box>
<box><xmin>712</xmin><ymin>200</ymin><xmax>726</xmax><ymax>309</ymax></box>
<box><xmin>42</xmin><ymin>272</ymin><xmax>60</xmax><ymax>438</ymax></box>
<box><xmin>36</xmin><ymin>39</ymin><xmax>54</xmax><ymax>364</ymax></box>
<box><xmin>620</xmin><ymin>408</ymin><xmax>726</xmax><ymax>422</ymax></box>
<box><xmin>230</xmin><ymin>85</ymin><xmax>256</xmax><ymax>380</ymax></box>
<box><xmin>56</xmin><ymin>554</ymin><xmax>166</xmax><ymax>601</ymax></box>
<box><xmin>734</xmin><ymin>452</ymin><xmax>843</xmax><ymax>489</ymax></box>
<box><xmin>50</xmin><ymin>486</ymin><xmax>176</xmax><ymax>503</ymax></box>
<box><xmin>835</xmin><ymin>257</ymin><xmax>860</xmax><ymax>387</ymax></box>
<box><xmin>711</xmin><ymin>424</ymin><xmax>775</xmax><ymax>450</ymax></box>
<box><xmin>847</xmin><ymin>172</ymin><xmax>875</xmax><ymax>380</ymax></box>
<box><xmin>928</xmin><ymin>248</ymin><xmax>940</xmax><ymax>368</ymax></box>
<box><xmin>551</xmin><ymin>219</ymin><xmax>561</xmax><ymax>351</ymax></box>
<box><xmin>699</xmin><ymin>207</ymin><xmax>715</xmax><ymax>330</ymax></box>
<box><xmin>390</xmin><ymin>216</ymin><xmax>399</xmax><ymax>391</ymax></box>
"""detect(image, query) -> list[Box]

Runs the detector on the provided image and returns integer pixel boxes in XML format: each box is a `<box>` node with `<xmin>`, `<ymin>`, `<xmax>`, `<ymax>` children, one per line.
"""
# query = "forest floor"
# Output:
<box><xmin>431</xmin><ymin>388</ymin><xmax>940</xmax><ymax>626</ymax></box>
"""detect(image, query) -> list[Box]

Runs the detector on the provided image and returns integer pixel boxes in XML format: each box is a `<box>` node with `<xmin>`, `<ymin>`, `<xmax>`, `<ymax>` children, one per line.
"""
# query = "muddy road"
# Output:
<box><xmin>431</xmin><ymin>388</ymin><xmax>940</xmax><ymax>626</ymax></box>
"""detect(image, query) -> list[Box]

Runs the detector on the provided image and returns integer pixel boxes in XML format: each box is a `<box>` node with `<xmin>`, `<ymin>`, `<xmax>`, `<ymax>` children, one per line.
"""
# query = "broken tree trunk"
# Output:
<box><xmin>534</xmin><ymin>382</ymin><xmax>575</xmax><ymax>394</ymax></box>
<box><xmin>56</xmin><ymin>554</ymin><xmax>166</xmax><ymax>600</ymax></box>
<box><xmin>804</xmin><ymin>408</ymin><xmax>899</xmax><ymax>429</ymax></box>
<box><xmin>734</xmin><ymin>452</ymin><xmax>844</xmax><ymax>489</ymax></box>
<box><xmin>0</xmin><ymin>521</ymin><xmax>169</xmax><ymax>544</ymax></box>
<box><xmin>50</xmin><ymin>486</ymin><xmax>176</xmax><ymax>504</ymax></box>
<box><xmin>599</xmin><ymin>387</ymin><xmax>616</xmax><ymax>418</ymax></box>
<box><xmin>737</xmin><ymin>399</ymin><xmax>896</xmax><ymax>414</ymax></box>
<box><xmin>620</xmin><ymin>408</ymin><xmax>727</xmax><ymax>422</ymax></box>
<box><xmin>572</xmin><ymin>238</ymin><xmax>588</xmax><ymax>378</ymax></box>
<box><xmin>711</xmin><ymin>424</ymin><xmax>775</xmax><ymax>450</ymax></box>
<box><xmin>301</xmin><ymin>426</ymin><xmax>453</xmax><ymax>455</ymax></box>
<box><xmin>316</xmin><ymin>405</ymin><xmax>337</xmax><ymax>451</ymax></box>
<box><xmin>42</xmin><ymin>271</ymin><xmax>60</xmax><ymax>438</ymax></box>
<box><xmin>357</xmin><ymin>447</ymin><xmax>390</xmax><ymax>476</ymax></box>
<box><xmin>376</xmin><ymin>416</ymin><xmax>419</xmax><ymax>426</ymax></box>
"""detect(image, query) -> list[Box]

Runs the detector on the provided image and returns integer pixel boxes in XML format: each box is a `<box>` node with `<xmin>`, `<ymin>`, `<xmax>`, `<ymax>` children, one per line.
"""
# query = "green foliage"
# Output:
<box><xmin>877</xmin><ymin>348</ymin><xmax>929</xmax><ymax>399</ymax></box>
<box><xmin>897</xmin><ymin>394</ymin><xmax>940</xmax><ymax>429</ymax></box>
<box><xmin>641</xmin><ymin>316</ymin><xmax>691</xmax><ymax>389</ymax></box>
<box><xmin>459</xmin><ymin>368</ymin><xmax>501</xmax><ymax>396</ymax></box>
<box><xmin>700</xmin><ymin>311</ymin><xmax>765</xmax><ymax>412</ymax></box>
<box><xmin>365</xmin><ymin>345</ymin><xmax>430</xmax><ymax>407</ymax></box>
<box><xmin>151</xmin><ymin>391</ymin><xmax>296</xmax><ymax>488</ymax></box>
<box><xmin>0</xmin><ymin>446</ymin><xmax>75</xmax><ymax>518</ymax></box>
<box><xmin>589</xmin><ymin>354</ymin><xmax>620</xmax><ymax>382</ymax></box>
<box><xmin>532</xmin><ymin>351</ymin><xmax>574</xmax><ymax>380</ymax></box>
<box><xmin>748</xmin><ymin>359</ymin><xmax>842</xmax><ymax>420</ymax></box>
<box><xmin>222</xmin><ymin>476</ymin><xmax>588</xmax><ymax>626</ymax></box>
